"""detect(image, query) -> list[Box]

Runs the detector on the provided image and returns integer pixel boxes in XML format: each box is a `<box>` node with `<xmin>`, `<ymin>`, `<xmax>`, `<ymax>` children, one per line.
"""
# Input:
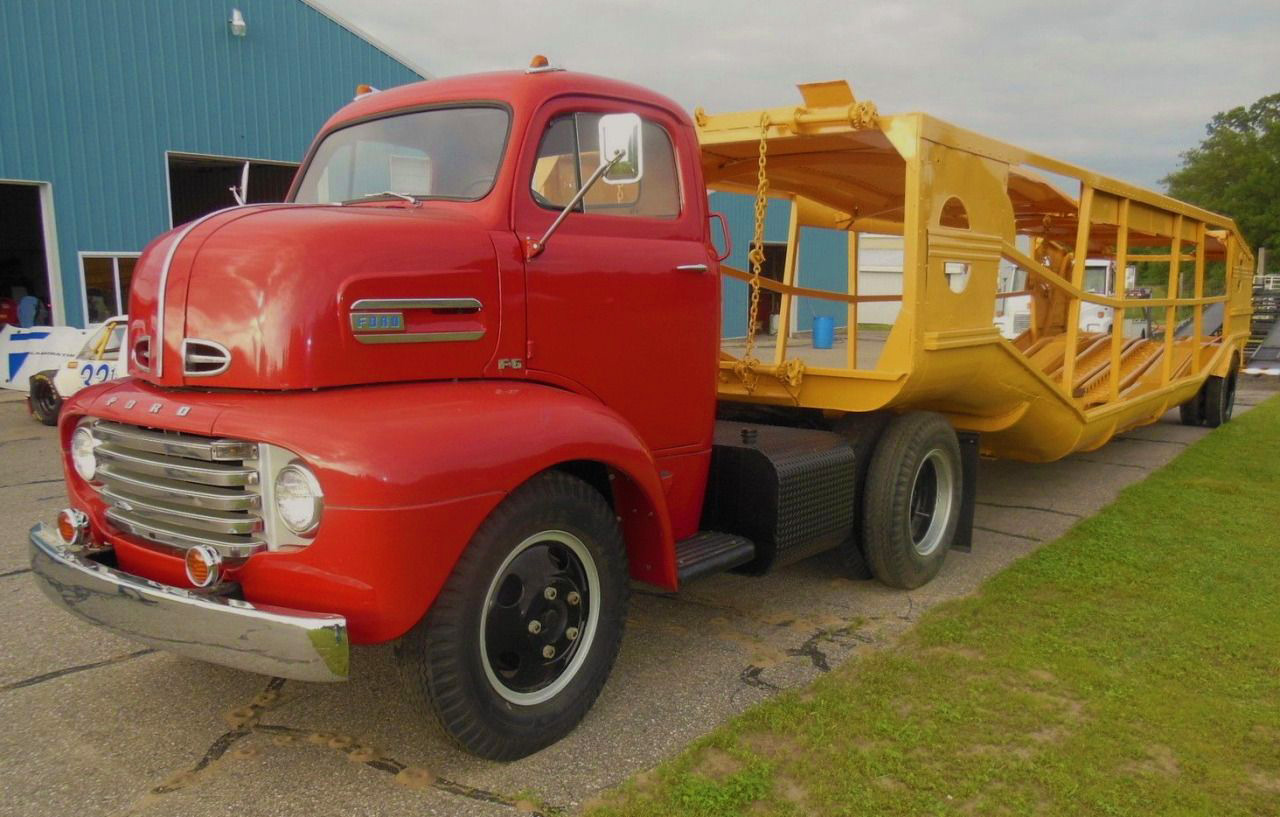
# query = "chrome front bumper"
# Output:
<box><xmin>29</xmin><ymin>523</ymin><xmax>348</xmax><ymax>683</ymax></box>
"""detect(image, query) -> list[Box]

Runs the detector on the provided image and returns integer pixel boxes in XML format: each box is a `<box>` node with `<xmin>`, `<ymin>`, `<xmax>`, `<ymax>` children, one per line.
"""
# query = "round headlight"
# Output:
<box><xmin>70</xmin><ymin>425</ymin><xmax>97</xmax><ymax>481</ymax></box>
<box><xmin>274</xmin><ymin>463</ymin><xmax>323</xmax><ymax>535</ymax></box>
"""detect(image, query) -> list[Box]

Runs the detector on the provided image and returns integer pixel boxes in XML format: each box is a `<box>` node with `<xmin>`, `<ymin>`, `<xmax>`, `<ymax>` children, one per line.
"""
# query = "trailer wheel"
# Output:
<box><xmin>1178</xmin><ymin>389</ymin><xmax>1206</xmax><ymax>426</ymax></box>
<box><xmin>862</xmin><ymin>412</ymin><xmax>962</xmax><ymax>589</ymax></box>
<box><xmin>28</xmin><ymin>372</ymin><xmax>62</xmax><ymax>427</ymax></box>
<box><xmin>1203</xmin><ymin>357</ymin><xmax>1239</xmax><ymax>428</ymax></box>
<box><xmin>396</xmin><ymin>470</ymin><xmax>628</xmax><ymax>760</ymax></box>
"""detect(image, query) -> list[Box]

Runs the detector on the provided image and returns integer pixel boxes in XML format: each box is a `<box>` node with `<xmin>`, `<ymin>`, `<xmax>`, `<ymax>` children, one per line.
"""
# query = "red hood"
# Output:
<box><xmin>128</xmin><ymin>203</ymin><xmax>501</xmax><ymax>390</ymax></box>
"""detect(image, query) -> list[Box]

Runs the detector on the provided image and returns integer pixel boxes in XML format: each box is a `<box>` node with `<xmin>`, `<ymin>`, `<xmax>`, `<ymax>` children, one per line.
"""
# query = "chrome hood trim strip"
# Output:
<box><xmin>154</xmin><ymin>206</ymin><xmax>246</xmax><ymax>378</ymax></box>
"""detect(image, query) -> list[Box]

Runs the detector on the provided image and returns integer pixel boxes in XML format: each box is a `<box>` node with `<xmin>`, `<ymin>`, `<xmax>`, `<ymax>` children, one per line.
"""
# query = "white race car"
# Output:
<box><xmin>28</xmin><ymin>315</ymin><xmax>127</xmax><ymax>426</ymax></box>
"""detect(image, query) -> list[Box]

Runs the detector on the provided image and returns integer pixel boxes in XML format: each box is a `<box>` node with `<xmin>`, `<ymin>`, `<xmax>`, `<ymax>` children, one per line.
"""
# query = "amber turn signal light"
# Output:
<box><xmin>56</xmin><ymin>508</ymin><xmax>89</xmax><ymax>546</ymax></box>
<box><xmin>185</xmin><ymin>545</ymin><xmax>222</xmax><ymax>588</ymax></box>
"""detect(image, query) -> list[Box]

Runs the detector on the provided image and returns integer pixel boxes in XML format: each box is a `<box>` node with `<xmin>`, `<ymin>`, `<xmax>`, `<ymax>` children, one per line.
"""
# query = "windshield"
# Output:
<box><xmin>1084</xmin><ymin>265</ymin><xmax>1109</xmax><ymax>294</ymax></box>
<box><xmin>77</xmin><ymin>323</ymin><xmax>124</xmax><ymax>360</ymax></box>
<box><xmin>293</xmin><ymin>106</ymin><xmax>510</xmax><ymax>204</ymax></box>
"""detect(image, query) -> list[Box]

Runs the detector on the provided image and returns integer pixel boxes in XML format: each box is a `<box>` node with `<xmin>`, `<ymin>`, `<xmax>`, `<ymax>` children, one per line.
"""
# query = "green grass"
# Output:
<box><xmin>589</xmin><ymin>397</ymin><xmax>1280</xmax><ymax>817</ymax></box>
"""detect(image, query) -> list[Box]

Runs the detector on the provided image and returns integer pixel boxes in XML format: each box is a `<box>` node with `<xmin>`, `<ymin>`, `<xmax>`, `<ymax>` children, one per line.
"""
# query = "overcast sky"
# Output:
<box><xmin>315</xmin><ymin>0</ymin><xmax>1279</xmax><ymax>191</ymax></box>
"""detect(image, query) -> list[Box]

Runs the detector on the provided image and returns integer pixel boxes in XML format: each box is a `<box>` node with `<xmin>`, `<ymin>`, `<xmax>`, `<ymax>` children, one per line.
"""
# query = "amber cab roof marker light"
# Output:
<box><xmin>526</xmin><ymin>55</ymin><xmax>564</xmax><ymax>74</ymax></box>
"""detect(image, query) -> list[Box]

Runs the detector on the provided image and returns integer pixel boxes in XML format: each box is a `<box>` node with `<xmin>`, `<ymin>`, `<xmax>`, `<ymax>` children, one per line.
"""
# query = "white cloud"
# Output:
<box><xmin>316</xmin><ymin>0</ymin><xmax>1279</xmax><ymax>189</ymax></box>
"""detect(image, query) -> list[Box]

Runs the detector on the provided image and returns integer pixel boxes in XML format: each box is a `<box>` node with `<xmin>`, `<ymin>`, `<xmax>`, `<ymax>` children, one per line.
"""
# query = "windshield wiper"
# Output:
<box><xmin>343</xmin><ymin>191</ymin><xmax>418</xmax><ymax>205</ymax></box>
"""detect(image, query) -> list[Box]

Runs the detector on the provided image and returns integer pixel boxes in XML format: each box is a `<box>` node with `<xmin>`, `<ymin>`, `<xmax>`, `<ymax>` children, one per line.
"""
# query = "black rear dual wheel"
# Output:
<box><xmin>846</xmin><ymin>412</ymin><xmax>963</xmax><ymax>590</ymax></box>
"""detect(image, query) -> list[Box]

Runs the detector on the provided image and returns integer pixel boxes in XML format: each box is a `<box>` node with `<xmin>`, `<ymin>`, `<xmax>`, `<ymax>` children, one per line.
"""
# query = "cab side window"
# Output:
<box><xmin>530</xmin><ymin>112</ymin><xmax>680</xmax><ymax>218</ymax></box>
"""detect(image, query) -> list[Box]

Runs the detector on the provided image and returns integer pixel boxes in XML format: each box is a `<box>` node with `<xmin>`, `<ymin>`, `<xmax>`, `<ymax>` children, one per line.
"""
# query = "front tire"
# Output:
<box><xmin>28</xmin><ymin>372</ymin><xmax>61</xmax><ymax>427</ymax></box>
<box><xmin>861</xmin><ymin>412</ymin><xmax>962</xmax><ymax>590</ymax></box>
<box><xmin>396</xmin><ymin>471</ymin><xmax>629</xmax><ymax>760</ymax></box>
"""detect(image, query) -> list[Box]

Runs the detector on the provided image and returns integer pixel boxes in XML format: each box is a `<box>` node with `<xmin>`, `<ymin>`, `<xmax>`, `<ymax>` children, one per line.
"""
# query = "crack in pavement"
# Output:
<box><xmin>976</xmin><ymin>500</ymin><xmax>1083</xmax><ymax>519</ymax></box>
<box><xmin>139</xmin><ymin>677</ymin><xmax>564</xmax><ymax>816</ymax></box>
<box><xmin>0</xmin><ymin>477</ymin><xmax>64</xmax><ymax>489</ymax></box>
<box><xmin>735</xmin><ymin>624</ymin><xmax>874</xmax><ymax>705</ymax></box>
<box><xmin>0</xmin><ymin>436</ymin><xmax>42</xmax><ymax>447</ymax></box>
<box><xmin>3</xmin><ymin>648</ymin><xmax>155</xmax><ymax>692</ymax></box>
<box><xmin>738</xmin><ymin>664</ymin><xmax>782</xmax><ymax>693</ymax></box>
<box><xmin>1067</xmin><ymin>458</ymin><xmax>1150</xmax><ymax>471</ymax></box>
<box><xmin>786</xmin><ymin>630</ymin><xmax>834</xmax><ymax>672</ymax></box>
<box><xmin>1112</xmin><ymin>436</ymin><xmax>1190</xmax><ymax>447</ymax></box>
<box><xmin>1</xmin><ymin>567</ymin><xmax>32</xmax><ymax>579</ymax></box>
<box><xmin>633</xmin><ymin>587</ymin><xmax>748</xmax><ymax>618</ymax></box>
<box><xmin>974</xmin><ymin>525</ymin><xmax>1042</xmax><ymax>543</ymax></box>
<box><xmin>898</xmin><ymin>595</ymin><xmax>916</xmax><ymax>621</ymax></box>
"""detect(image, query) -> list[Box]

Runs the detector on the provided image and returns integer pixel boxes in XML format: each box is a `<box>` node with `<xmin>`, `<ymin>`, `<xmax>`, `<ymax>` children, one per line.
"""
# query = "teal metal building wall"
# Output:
<box><xmin>712</xmin><ymin>192</ymin><xmax>850</xmax><ymax>339</ymax></box>
<box><xmin>0</xmin><ymin>0</ymin><xmax>423</xmax><ymax>327</ymax></box>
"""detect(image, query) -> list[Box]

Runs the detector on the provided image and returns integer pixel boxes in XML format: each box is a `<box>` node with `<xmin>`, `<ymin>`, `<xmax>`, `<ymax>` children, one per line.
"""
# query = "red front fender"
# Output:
<box><xmin>61</xmin><ymin>379</ymin><xmax>675</xmax><ymax>642</ymax></box>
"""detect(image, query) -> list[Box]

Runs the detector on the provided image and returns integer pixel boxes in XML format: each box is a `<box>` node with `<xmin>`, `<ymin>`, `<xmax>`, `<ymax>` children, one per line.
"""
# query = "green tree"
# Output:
<box><xmin>1163</xmin><ymin>93</ymin><xmax>1280</xmax><ymax>258</ymax></box>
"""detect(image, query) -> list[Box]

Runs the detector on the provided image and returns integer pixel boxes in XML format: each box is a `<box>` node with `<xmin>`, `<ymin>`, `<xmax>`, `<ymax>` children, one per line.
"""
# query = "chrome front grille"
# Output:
<box><xmin>91</xmin><ymin>420</ymin><xmax>266</xmax><ymax>560</ymax></box>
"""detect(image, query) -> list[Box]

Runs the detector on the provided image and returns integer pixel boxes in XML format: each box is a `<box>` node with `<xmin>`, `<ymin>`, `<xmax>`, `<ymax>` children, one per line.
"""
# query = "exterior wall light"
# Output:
<box><xmin>229</xmin><ymin>8</ymin><xmax>247</xmax><ymax>37</ymax></box>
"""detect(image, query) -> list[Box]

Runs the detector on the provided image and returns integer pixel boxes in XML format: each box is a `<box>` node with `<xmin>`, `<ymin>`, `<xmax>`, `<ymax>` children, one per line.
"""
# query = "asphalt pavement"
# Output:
<box><xmin>1</xmin><ymin>381</ymin><xmax>1275</xmax><ymax>817</ymax></box>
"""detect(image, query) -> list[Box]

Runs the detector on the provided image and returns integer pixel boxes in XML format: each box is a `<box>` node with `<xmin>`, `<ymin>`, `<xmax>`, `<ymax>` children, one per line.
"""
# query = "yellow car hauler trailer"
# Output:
<box><xmin>700</xmin><ymin>81</ymin><xmax>1255</xmax><ymax>462</ymax></box>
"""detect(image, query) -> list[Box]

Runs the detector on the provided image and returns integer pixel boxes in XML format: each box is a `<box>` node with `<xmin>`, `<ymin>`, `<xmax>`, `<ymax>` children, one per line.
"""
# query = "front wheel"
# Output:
<box><xmin>861</xmin><ymin>412</ymin><xmax>962</xmax><ymax>589</ymax></box>
<box><xmin>396</xmin><ymin>471</ymin><xmax>629</xmax><ymax>760</ymax></box>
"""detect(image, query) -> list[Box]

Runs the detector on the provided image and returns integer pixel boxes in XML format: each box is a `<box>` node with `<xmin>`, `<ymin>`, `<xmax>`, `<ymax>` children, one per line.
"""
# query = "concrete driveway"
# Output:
<box><xmin>1</xmin><ymin>382</ymin><xmax>1274</xmax><ymax>817</ymax></box>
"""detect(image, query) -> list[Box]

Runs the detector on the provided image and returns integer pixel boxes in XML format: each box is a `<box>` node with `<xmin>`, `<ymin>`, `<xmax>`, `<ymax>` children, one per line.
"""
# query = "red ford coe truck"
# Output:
<box><xmin>30</xmin><ymin>66</ymin><xmax>975</xmax><ymax>759</ymax></box>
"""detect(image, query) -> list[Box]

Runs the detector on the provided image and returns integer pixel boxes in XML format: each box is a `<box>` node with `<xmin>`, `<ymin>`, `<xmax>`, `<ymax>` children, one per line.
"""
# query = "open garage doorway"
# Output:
<box><xmin>167</xmin><ymin>153</ymin><xmax>299</xmax><ymax>227</ymax></box>
<box><xmin>0</xmin><ymin>182</ymin><xmax>57</xmax><ymax>327</ymax></box>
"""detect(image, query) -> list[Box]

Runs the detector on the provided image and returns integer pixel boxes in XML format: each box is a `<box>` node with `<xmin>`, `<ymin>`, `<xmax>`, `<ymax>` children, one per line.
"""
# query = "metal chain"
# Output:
<box><xmin>742</xmin><ymin>113</ymin><xmax>771</xmax><ymax>372</ymax></box>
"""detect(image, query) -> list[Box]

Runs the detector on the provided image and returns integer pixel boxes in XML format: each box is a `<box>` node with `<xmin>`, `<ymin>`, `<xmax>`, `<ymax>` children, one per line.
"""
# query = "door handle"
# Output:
<box><xmin>676</xmin><ymin>264</ymin><xmax>709</xmax><ymax>273</ymax></box>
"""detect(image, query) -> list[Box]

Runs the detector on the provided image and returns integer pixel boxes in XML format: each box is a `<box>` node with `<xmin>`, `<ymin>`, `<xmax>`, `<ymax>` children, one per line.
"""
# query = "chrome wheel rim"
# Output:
<box><xmin>479</xmin><ymin>530</ymin><xmax>600</xmax><ymax>706</ymax></box>
<box><xmin>908</xmin><ymin>449</ymin><xmax>955</xmax><ymax>557</ymax></box>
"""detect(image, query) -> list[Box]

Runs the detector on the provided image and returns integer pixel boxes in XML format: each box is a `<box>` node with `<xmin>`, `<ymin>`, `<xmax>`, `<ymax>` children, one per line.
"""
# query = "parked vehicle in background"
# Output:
<box><xmin>27</xmin><ymin>315</ymin><xmax>126</xmax><ymax>425</ymax></box>
<box><xmin>997</xmin><ymin>260</ymin><xmax>1144</xmax><ymax>340</ymax></box>
<box><xmin>1081</xmin><ymin>260</ymin><xmax>1144</xmax><ymax>336</ymax></box>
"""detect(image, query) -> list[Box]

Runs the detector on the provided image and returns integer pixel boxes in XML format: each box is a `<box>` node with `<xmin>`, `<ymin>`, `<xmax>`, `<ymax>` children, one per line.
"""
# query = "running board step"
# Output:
<box><xmin>675</xmin><ymin>531</ymin><xmax>755</xmax><ymax>584</ymax></box>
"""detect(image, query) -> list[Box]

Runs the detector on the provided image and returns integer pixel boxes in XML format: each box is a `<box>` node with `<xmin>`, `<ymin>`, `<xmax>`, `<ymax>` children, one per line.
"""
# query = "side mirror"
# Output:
<box><xmin>598</xmin><ymin>113</ymin><xmax>643</xmax><ymax>185</ymax></box>
<box><xmin>525</xmin><ymin>112</ymin><xmax>647</xmax><ymax>259</ymax></box>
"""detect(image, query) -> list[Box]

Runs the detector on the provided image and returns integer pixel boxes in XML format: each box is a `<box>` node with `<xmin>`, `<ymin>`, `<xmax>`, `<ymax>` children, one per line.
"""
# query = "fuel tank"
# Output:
<box><xmin>127</xmin><ymin>203</ymin><xmax>501</xmax><ymax>390</ymax></box>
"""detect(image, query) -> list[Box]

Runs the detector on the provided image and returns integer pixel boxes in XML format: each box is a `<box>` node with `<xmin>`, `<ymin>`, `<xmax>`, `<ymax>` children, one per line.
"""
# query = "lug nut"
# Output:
<box><xmin>527</xmin><ymin>620</ymin><xmax>542</xmax><ymax>634</ymax></box>
<box><xmin>566</xmin><ymin>591</ymin><xmax>580</xmax><ymax>606</ymax></box>
<box><xmin>542</xmin><ymin>645</ymin><xmax>556</xmax><ymax>659</ymax></box>
<box><xmin>566</xmin><ymin>627</ymin><xmax>579</xmax><ymax>641</ymax></box>
<box><xmin>544</xmin><ymin>586</ymin><xmax>557</xmax><ymax>601</ymax></box>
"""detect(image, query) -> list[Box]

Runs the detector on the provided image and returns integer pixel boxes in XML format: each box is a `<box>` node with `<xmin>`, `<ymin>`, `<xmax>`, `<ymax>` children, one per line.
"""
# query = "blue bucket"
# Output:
<box><xmin>812</xmin><ymin>315</ymin><xmax>835</xmax><ymax>349</ymax></box>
